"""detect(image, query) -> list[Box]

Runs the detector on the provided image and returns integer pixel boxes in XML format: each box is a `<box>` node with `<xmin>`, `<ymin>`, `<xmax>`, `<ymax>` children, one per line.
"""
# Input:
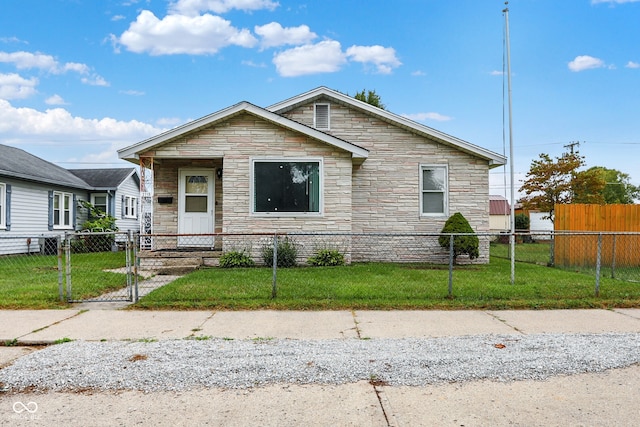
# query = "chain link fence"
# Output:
<box><xmin>0</xmin><ymin>231</ymin><xmax>136</xmax><ymax>304</ymax></box>
<box><xmin>2</xmin><ymin>230</ymin><xmax>639</xmax><ymax>306</ymax></box>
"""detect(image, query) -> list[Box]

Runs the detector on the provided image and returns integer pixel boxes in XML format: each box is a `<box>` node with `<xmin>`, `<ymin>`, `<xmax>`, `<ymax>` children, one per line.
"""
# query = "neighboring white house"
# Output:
<box><xmin>69</xmin><ymin>168</ymin><xmax>140</xmax><ymax>233</ymax></box>
<box><xmin>0</xmin><ymin>144</ymin><xmax>140</xmax><ymax>255</ymax></box>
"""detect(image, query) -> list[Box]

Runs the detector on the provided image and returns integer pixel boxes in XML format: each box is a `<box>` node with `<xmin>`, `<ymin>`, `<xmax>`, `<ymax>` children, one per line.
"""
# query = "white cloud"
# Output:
<box><xmin>120</xmin><ymin>89</ymin><xmax>145</xmax><ymax>96</ymax></box>
<box><xmin>568</xmin><ymin>55</ymin><xmax>605</xmax><ymax>72</ymax></box>
<box><xmin>81</xmin><ymin>74</ymin><xmax>110</xmax><ymax>86</ymax></box>
<box><xmin>346</xmin><ymin>45</ymin><xmax>401</xmax><ymax>74</ymax></box>
<box><xmin>117</xmin><ymin>10</ymin><xmax>257</xmax><ymax>55</ymax></box>
<box><xmin>411</xmin><ymin>70</ymin><xmax>426</xmax><ymax>76</ymax></box>
<box><xmin>0</xmin><ymin>51</ymin><xmax>90</xmax><ymax>75</ymax></box>
<box><xmin>490</xmin><ymin>70</ymin><xmax>504</xmax><ymax>76</ymax></box>
<box><xmin>0</xmin><ymin>73</ymin><xmax>38</xmax><ymax>99</ymax></box>
<box><xmin>626</xmin><ymin>61</ymin><xmax>640</xmax><ymax>68</ymax></box>
<box><xmin>273</xmin><ymin>40</ymin><xmax>346</xmax><ymax>77</ymax></box>
<box><xmin>45</xmin><ymin>94</ymin><xmax>67</xmax><ymax>105</ymax></box>
<box><xmin>156</xmin><ymin>117</ymin><xmax>183</xmax><ymax>127</ymax></box>
<box><xmin>170</xmin><ymin>0</ymin><xmax>279</xmax><ymax>16</ymax></box>
<box><xmin>254</xmin><ymin>22</ymin><xmax>316</xmax><ymax>49</ymax></box>
<box><xmin>0</xmin><ymin>99</ymin><xmax>161</xmax><ymax>139</ymax></box>
<box><xmin>402</xmin><ymin>112</ymin><xmax>452</xmax><ymax>122</ymax></box>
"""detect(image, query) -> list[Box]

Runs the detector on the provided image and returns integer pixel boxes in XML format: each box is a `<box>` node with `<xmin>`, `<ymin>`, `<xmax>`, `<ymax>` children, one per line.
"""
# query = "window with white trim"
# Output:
<box><xmin>53</xmin><ymin>191</ymin><xmax>72</xmax><ymax>228</ymax></box>
<box><xmin>420</xmin><ymin>165</ymin><xmax>448</xmax><ymax>216</ymax></box>
<box><xmin>124</xmin><ymin>196</ymin><xmax>137</xmax><ymax>218</ymax></box>
<box><xmin>0</xmin><ymin>183</ymin><xmax>5</xmax><ymax>229</ymax></box>
<box><xmin>252</xmin><ymin>159</ymin><xmax>322</xmax><ymax>215</ymax></box>
<box><xmin>314</xmin><ymin>103</ymin><xmax>330</xmax><ymax>130</ymax></box>
<box><xmin>91</xmin><ymin>193</ymin><xmax>108</xmax><ymax>215</ymax></box>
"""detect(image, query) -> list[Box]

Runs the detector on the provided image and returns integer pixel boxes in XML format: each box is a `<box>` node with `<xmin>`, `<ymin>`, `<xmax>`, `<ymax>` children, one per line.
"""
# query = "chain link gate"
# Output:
<box><xmin>64</xmin><ymin>230</ymin><xmax>138</xmax><ymax>303</ymax></box>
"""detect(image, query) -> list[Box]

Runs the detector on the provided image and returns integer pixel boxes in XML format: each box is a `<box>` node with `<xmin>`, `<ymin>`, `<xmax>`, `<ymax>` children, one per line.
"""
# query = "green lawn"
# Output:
<box><xmin>2</xmin><ymin>246</ymin><xmax>639</xmax><ymax>310</ymax></box>
<box><xmin>134</xmin><ymin>256</ymin><xmax>640</xmax><ymax>310</ymax></box>
<box><xmin>0</xmin><ymin>252</ymin><xmax>129</xmax><ymax>309</ymax></box>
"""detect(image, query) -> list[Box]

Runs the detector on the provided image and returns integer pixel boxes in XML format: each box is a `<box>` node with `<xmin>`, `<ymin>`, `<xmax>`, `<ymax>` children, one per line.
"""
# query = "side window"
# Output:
<box><xmin>0</xmin><ymin>183</ymin><xmax>5</xmax><ymax>229</ymax></box>
<box><xmin>91</xmin><ymin>194</ymin><xmax>108</xmax><ymax>216</ymax></box>
<box><xmin>124</xmin><ymin>196</ymin><xmax>137</xmax><ymax>218</ymax></box>
<box><xmin>420</xmin><ymin>165</ymin><xmax>448</xmax><ymax>216</ymax></box>
<box><xmin>53</xmin><ymin>191</ymin><xmax>73</xmax><ymax>228</ymax></box>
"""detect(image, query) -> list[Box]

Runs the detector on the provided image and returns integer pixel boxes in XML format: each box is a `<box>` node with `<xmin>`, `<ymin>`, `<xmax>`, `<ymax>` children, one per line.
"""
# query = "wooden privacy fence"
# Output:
<box><xmin>554</xmin><ymin>204</ymin><xmax>640</xmax><ymax>268</ymax></box>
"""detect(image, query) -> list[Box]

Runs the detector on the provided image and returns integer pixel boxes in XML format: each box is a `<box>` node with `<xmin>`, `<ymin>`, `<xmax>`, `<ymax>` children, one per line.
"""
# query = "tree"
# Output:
<box><xmin>354</xmin><ymin>89</ymin><xmax>385</xmax><ymax>109</ymax></box>
<box><xmin>586</xmin><ymin>166</ymin><xmax>640</xmax><ymax>204</ymax></box>
<box><xmin>438</xmin><ymin>212</ymin><xmax>479</xmax><ymax>264</ymax></box>
<box><xmin>518</xmin><ymin>150</ymin><xmax>605</xmax><ymax>222</ymax></box>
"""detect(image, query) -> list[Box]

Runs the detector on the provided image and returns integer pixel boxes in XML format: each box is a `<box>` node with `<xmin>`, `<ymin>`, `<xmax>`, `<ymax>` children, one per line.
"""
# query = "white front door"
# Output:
<box><xmin>178</xmin><ymin>169</ymin><xmax>214</xmax><ymax>247</ymax></box>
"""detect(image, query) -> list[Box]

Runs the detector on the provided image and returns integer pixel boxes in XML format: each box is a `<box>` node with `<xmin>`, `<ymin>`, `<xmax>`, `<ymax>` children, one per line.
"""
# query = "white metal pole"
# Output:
<box><xmin>504</xmin><ymin>2</ymin><xmax>516</xmax><ymax>284</ymax></box>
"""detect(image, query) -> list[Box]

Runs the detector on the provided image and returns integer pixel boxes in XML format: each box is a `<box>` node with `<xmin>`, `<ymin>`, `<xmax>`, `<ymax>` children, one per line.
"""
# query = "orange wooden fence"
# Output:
<box><xmin>554</xmin><ymin>204</ymin><xmax>640</xmax><ymax>268</ymax></box>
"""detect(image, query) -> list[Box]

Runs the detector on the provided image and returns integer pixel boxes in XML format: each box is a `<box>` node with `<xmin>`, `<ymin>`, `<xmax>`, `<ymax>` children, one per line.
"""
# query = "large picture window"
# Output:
<box><xmin>253</xmin><ymin>159</ymin><xmax>321</xmax><ymax>214</ymax></box>
<box><xmin>420</xmin><ymin>165</ymin><xmax>448</xmax><ymax>215</ymax></box>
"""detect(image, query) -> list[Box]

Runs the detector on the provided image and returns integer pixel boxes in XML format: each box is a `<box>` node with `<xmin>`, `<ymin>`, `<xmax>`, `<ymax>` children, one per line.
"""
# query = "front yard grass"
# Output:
<box><xmin>0</xmin><ymin>252</ymin><xmax>128</xmax><ymax>309</ymax></box>
<box><xmin>134</xmin><ymin>256</ymin><xmax>640</xmax><ymax>310</ymax></box>
<box><xmin>2</xmin><ymin>246</ymin><xmax>639</xmax><ymax>310</ymax></box>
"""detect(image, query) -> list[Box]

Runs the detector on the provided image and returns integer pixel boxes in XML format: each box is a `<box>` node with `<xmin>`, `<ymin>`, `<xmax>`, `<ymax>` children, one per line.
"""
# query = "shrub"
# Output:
<box><xmin>307</xmin><ymin>249</ymin><xmax>345</xmax><ymax>267</ymax></box>
<box><xmin>515</xmin><ymin>213</ymin><xmax>530</xmax><ymax>231</ymax></box>
<box><xmin>219</xmin><ymin>250</ymin><xmax>255</xmax><ymax>268</ymax></box>
<box><xmin>261</xmin><ymin>237</ymin><xmax>298</xmax><ymax>267</ymax></box>
<box><xmin>438</xmin><ymin>212</ymin><xmax>480</xmax><ymax>263</ymax></box>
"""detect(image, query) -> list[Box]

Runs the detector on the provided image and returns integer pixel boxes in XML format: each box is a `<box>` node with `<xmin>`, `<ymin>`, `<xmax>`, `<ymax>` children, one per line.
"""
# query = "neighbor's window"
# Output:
<box><xmin>253</xmin><ymin>159</ymin><xmax>321</xmax><ymax>214</ymax></box>
<box><xmin>124</xmin><ymin>196</ymin><xmax>137</xmax><ymax>218</ymax></box>
<box><xmin>314</xmin><ymin>103</ymin><xmax>330</xmax><ymax>130</ymax></box>
<box><xmin>53</xmin><ymin>191</ymin><xmax>72</xmax><ymax>228</ymax></box>
<box><xmin>91</xmin><ymin>193</ymin><xmax>108</xmax><ymax>215</ymax></box>
<box><xmin>0</xmin><ymin>183</ymin><xmax>5</xmax><ymax>229</ymax></box>
<box><xmin>420</xmin><ymin>165</ymin><xmax>448</xmax><ymax>215</ymax></box>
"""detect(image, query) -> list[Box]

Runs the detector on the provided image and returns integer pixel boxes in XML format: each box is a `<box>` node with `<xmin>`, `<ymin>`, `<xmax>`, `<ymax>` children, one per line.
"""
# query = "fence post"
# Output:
<box><xmin>133</xmin><ymin>232</ymin><xmax>139</xmax><ymax>303</ymax></box>
<box><xmin>64</xmin><ymin>232</ymin><xmax>72</xmax><ymax>301</ymax></box>
<box><xmin>611</xmin><ymin>234</ymin><xmax>617</xmax><ymax>279</ymax></box>
<box><xmin>549</xmin><ymin>232</ymin><xmax>555</xmax><ymax>267</ymax></box>
<box><xmin>595</xmin><ymin>233</ymin><xmax>602</xmax><ymax>297</ymax></box>
<box><xmin>448</xmin><ymin>234</ymin><xmax>454</xmax><ymax>298</ymax></box>
<box><xmin>271</xmin><ymin>233</ymin><xmax>278</xmax><ymax>299</ymax></box>
<box><xmin>57</xmin><ymin>235</ymin><xmax>64</xmax><ymax>302</ymax></box>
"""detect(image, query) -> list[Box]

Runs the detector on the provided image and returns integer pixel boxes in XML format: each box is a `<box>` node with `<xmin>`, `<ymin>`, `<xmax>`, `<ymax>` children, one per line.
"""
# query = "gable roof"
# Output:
<box><xmin>69</xmin><ymin>168</ymin><xmax>139</xmax><ymax>190</ymax></box>
<box><xmin>268</xmin><ymin>87</ymin><xmax>506</xmax><ymax>168</ymax></box>
<box><xmin>0</xmin><ymin>144</ymin><xmax>91</xmax><ymax>189</ymax></box>
<box><xmin>489</xmin><ymin>195</ymin><xmax>511</xmax><ymax>215</ymax></box>
<box><xmin>118</xmin><ymin>101</ymin><xmax>369</xmax><ymax>162</ymax></box>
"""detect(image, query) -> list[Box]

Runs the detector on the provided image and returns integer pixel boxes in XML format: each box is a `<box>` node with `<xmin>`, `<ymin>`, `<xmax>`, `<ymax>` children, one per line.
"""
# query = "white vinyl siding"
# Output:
<box><xmin>314</xmin><ymin>103</ymin><xmax>330</xmax><ymax>130</ymax></box>
<box><xmin>420</xmin><ymin>165</ymin><xmax>448</xmax><ymax>216</ymax></box>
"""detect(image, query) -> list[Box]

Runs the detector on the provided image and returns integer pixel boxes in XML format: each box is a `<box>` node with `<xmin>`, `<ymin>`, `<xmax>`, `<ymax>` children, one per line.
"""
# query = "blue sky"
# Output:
<box><xmin>1</xmin><ymin>0</ymin><xmax>638</xmax><ymax>201</ymax></box>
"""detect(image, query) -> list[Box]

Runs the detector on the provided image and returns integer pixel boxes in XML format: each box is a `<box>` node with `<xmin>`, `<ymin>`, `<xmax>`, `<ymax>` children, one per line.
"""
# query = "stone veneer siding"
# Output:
<box><xmin>142</xmin><ymin>113</ymin><xmax>353</xmax><ymax>239</ymax></box>
<box><xmin>280</xmin><ymin>98</ymin><xmax>491</xmax><ymax>263</ymax></box>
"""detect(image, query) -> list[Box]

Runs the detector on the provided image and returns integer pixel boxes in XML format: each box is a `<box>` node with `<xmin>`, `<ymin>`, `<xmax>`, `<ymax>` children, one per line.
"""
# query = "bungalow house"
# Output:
<box><xmin>118</xmin><ymin>87</ymin><xmax>506</xmax><ymax>263</ymax></box>
<box><xmin>0</xmin><ymin>144</ymin><xmax>140</xmax><ymax>255</ymax></box>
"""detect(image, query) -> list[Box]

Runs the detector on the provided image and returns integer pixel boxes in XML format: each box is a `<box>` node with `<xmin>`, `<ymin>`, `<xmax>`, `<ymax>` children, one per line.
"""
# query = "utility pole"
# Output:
<box><xmin>564</xmin><ymin>141</ymin><xmax>580</xmax><ymax>154</ymax></box>
<box><xmin>503</xmin><ymin>1</ymin><xmax>516</xmax><ymax>285</ymax></box>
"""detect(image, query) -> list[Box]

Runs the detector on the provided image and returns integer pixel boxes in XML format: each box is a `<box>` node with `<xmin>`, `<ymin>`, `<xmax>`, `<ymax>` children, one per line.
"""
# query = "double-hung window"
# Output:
<box><xmin>124</xmin><ymin>196</ymin><xmax>137</xmax><ymax>218</ymax></box>
<box><xmin>420</xmin><ymin>165</ymin><xmax>448</xmax><ymax>216</ymax></box>
<box><xmin>53</xmin><ymin>191</ymin><xmax>72</xmax><ymax>228</ymax></box>
<box><xmin>0</xmin><ymin>183</ymin><xmax>5</xmax><ymax>229</ymax></box>
<box><xmin>91</xmin><ymin>194</ymin><xmax>108</xmax><ymax>216</ymax></box>
<box><xmin>252</xmin><ymin>159</ymin><xmax>322</xmax><ymax>215</ymax></box>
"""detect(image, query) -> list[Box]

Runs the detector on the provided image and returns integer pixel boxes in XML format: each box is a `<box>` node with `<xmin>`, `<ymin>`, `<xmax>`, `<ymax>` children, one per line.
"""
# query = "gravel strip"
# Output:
<box><xmin>2</xmin><ymin>333</ymin><xmax>640</xmax><ymax>392</ymax></box>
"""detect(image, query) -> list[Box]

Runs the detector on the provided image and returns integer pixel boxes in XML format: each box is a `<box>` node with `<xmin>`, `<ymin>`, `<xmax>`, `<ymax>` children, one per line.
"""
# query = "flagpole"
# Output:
<box><xmin>503</xmin><ymin>2</ymin><xmax>516</xmax><ymax>284</ymax></box>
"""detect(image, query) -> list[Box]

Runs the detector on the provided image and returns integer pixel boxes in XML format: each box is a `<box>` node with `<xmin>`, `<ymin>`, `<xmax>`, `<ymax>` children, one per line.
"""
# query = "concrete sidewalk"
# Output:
<box><xmin>1</xmin><ymin>308</ymin><xmax>640</xmax><ymax>344</ymax></box>
<box><xmin>3</xmin><ymin>309</ymin><xmax>640</xmax><ymax>426</ymax></box>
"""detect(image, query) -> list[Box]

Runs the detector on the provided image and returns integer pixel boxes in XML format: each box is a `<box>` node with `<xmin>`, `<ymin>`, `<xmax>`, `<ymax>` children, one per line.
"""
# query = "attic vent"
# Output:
<box><xmin>314</xmin><ymin>103</ymin><xmax>330</xmax><ymax>130</ymax></box>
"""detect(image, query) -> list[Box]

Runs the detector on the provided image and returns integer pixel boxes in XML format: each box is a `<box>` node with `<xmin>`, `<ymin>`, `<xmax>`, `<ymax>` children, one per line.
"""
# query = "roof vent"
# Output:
<box><xmin>314</xmin><ymin>103</ymin><xmax>330</xmax><ymax>130</ymax></box>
